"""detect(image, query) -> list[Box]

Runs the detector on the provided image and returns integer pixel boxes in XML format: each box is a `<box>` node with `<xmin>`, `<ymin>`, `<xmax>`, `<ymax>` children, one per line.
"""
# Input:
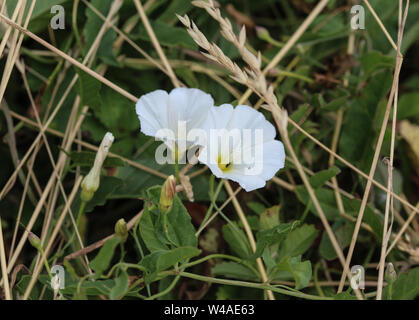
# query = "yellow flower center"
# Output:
<box><xmin>217</xmin><ymin>155</ymin><xmax>233</xmax><ymax>173</ymax></box>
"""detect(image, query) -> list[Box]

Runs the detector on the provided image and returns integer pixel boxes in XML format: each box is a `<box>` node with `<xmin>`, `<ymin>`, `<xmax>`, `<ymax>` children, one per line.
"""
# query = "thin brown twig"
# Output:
<box><xmin>0</xmin><ymin>13</ymin><xmax>138</xmax><ymax>102</ymax></box>
<box><xmin>377</xmin><ymin>0</ymin><xmax>409</xmax><ymax>299</ymax></box>
<box><xmin>65</xmin><ymin>209</ymin><xmax>144</xmax><ymax>261</ymax></box>
<box><xmin>22</xmin><ymin>176</ymin><xmax>83</xmax><ymax>299</ymax></box>
<box><xmin>133</xmin><ymin>0</ymin><xmax>180</xmax><ymax>87</ymax></box>
<box><xmin>337</xmin><ymin>0</ymin><xmax>409</xmax><ymax>293</ymax></box>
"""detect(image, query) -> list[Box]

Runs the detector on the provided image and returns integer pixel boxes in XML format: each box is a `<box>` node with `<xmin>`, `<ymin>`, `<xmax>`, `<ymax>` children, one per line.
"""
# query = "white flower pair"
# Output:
<box><xmin>135</xmin><ymin>88</ymin><xmax>285</xmax><ymax>192</ymax></box>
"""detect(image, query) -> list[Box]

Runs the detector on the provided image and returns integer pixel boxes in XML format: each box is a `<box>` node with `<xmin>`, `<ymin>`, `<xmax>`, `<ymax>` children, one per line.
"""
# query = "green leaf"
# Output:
<box><xmin>259</xmin><ymin>205</ymin><xmax>280</xmax><ymax>230</ymax></box>
<box><xmin>71</xmin><ymin>176</ymin><xmax>124</xmax><ymax>216</ymax></box>
<box><xmin>84</xmin><ymin>0</ymin><xmax>117</xmax><ymax>63</ymax></box>
<box><xmin>339</xmin><ymin>71</ymin><xmax>393</xmax><ymax>166</ymax></box>
<box><xmin>374</xmin><ymin>161</ymin><xmax>403</xmax><ymax>212</ymax></box>
<box><xmin>98</xmin><ymin>87</ymin><xmax>139</xmax><ymax>131</ymax></box>
<box><xmin>112</xmin><ymin>155</ymin><xmax>173</xmax><ymax>198</ymax></box>
<box><xmin>139</xmin><ymin>205</ymin><xmax>169</xmax><ymax>253</ymax></box>
<box><xmin>344</xmin><ymin>198</ymin><xmax>383</xmax><ymax>240</ymax></box>
<box><xmin>76</xmin><ymin>69</ymin><xmax>102</xmax><ymax>112</ymax></box>
<box><xmin>89</xmin><ymin>237</ymin><xmax>120</xmax><ymax>278</ymax></box>
<box><xmin>165</xmin><ymin>194</ymin><xmax>198</xmax><ymax>248</ymax></box>
<box><xmin>109</xmin><ymin>270</ymin><xmax>129</xmax><ymax>300</ymax></box>
<box><xmin>397</xmin><ymin>92</ymin><xmax>419</xmax><ymax>120</ymax></box>
<box><xmin>69</xmin><ymin>151</ymin><xmax>126</xmax><ymax>168</ymax></box>
<box><xmin>271</xmin><ymin>256</ymin><xmax>312</xmax><ymax>290</ymax></box>
<box><xmin>134</xmin><ymin>20</ymin><xmax>197</xmax><ymax>49</ymax></box>
<box><xmin>383</xmin><ymin>267</ymin><xmax>419</xmax><ymax>300</ymax></box>
<box><xmin>359</xmin><ymin>51</ymin><xmax>395</xmax><ymax>78</ymax></box>
<box><xmin>309</xmin><ymin>166</ymin><xmax>341</xmax><ymax>188</ymax></box>
<box><xmin>290</xmin><ymin>104</ymin><xmax>310</xmax><ymax>124</ymax></box>
<box><xmin>295</xmin><ymin>186</ymin><xmax>340</xmax><ymax>221</ymax></box>
<box><xmin>246</xmin><ymin>202</ymin><xmax>266</xmax><ymax>215</ymax></box>
<box><xmin>61</xmin><ymin>279</ymin><xmax>116</xmax><ymax>296</ymax></box>
<box><xmin>252</xmin><ymin>221</ymin><xmax>300</xmax><ymax>259</ymax></box>
<box><xmin>31</xmin><ymin>0</ymin><xmax>69</xmax><ymax>20</ymax></box>
<box><xmin>139</xmin><ymin>186</ymin><xmax>197</xmax><ymax>251</ymax></box>
<box><xmin>140</xmin><ymin>246</ymin><xmax>201</xmax><ymax>282</ymax></box>
<box><xmin>333</xmin><ymin>291</ymin><xmax>357</xmax><ymax>300</ymax></box>
<box><xmin>7</xmin><ymin>0</ymin><xmax>70</xmax><ymax>33</ymax></box>
<box><xmin>212</xmin><ymin>262</ymin><xmax>258</xmax><ymax>281</ymax></box>
<box><xmin>189</xmin><ymin>173</ymin><xmax>227</xmax><ymax>202</ymax></box>
<box><xmin>158</xmin><ymin>0</ymin><xmax>192</xmax><ymax>24</ymax></box>
<box><xmin>320</xmin><ymin>221</ymin><xmax>355</xmax><ymax>260</ymax></box>
<box><xmin>295</xmin><ymin>186</ymin><xmax>383</xmax><ymax>239</ymax></box>
<box><xmin>222</xmin><ymin>222</ymin><xmax>252</xmax><ymax>259</ymax></box>
<box><xmin>278</xmin><ymin>224</ymin><xmax>318</xmax><ymax>260</ymax></box>
<box><xmin>319</xmin><ymin>90</ymin><xmax>350</xmax><ymax>112</ymax></box>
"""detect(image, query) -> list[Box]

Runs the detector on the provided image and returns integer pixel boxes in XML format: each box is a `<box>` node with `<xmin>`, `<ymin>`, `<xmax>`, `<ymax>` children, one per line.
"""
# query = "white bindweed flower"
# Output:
<box><xmin>135</xmin><ymin>88</ymin><xmax>214</xmax><ymax>162</ymax></box>
<box><xmin>198</xmin><ymin>104</ymin><xmax>285</xmax><ymax>192</ymax></box>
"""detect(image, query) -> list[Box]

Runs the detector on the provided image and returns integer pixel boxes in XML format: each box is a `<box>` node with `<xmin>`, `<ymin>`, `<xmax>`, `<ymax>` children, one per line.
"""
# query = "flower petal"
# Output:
<box><xmin>199</xmin><ymin>104</ymin><xmax>286</xmax><ymax>192</ymax></box>
<box><xmin>228</xmin><ymin>105</ymin><xmax>276</xmax><ymax>142</ymax></box>
<box><xmin>167</xmin><ymin>88</ymin><xmax>214</xmax><ymax>140</ymax></box>
<box><xmin>135</xmin><ymin>90</ymin><xmax>169</xmax><ymax>138</ymax></box>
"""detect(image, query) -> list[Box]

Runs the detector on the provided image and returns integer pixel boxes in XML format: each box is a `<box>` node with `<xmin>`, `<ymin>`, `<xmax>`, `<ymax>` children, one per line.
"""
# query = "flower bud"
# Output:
<box><xmin>81</xmin><ymin>132</ymin><xmax>114</xmax><ymax>202</ymax></box>
<box><xmin>255</xmin><ymin>26</ymin><xmax>270</xmax><ymax>41</ymax></box>
<box><xmin>114</xmin><ymin>218</ymin><xmax>128</xmax><ymax>243</ymax></box>
<box><xmin>159</xmin><ymin>175</ymin><xmax>176</xmax><ymax>213</ymax></box>
<box><xmin>28</xmin><ymin>231</ymin><xmax>42</xmax><ymax>251</ymax></box>
<box><xmin>385</xmin><ymin>262</ymin><xmax>397</xmax><ymax>284</ymax></box>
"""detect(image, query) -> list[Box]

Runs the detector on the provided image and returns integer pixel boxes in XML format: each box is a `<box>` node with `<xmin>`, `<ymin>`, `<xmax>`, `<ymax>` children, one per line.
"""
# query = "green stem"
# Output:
<box><xmin>72</xmin><ymin>0</ymin><xmax>84</xmax><ymax>57</ymax></box>
<box><xmin>182</xmin><ymin>253</ymin><xmax>260</xmax><ymax>279</ymax></box>
<box><xmin>45</xmin><ymin>34</ymin><xmax>74</xmax><ymax>89</ymax></box>
<box><xmin>388</xmin><ymin>282</ymin><xmax>393</xmax><ymax>300</ymax></box>
<box><xmin>131</xmin><ymin>230</ymin><xmax>152</xmax><ymax>297</ymax></box>
<box><xmin>162</xmin><ymin>210</ymin><xmax>176</xmax><ymax>247</ymax></box>
<box><xmin>197</xmin><ymin>178</ymin><xmax>224</xmax><ymax>234</ymax></box>
<box><xmin>176</xmin><ymin>271</ymin><xmax>332</xmax><ymax>300</ymax></box>
<box><xmin>76</xmin><ymin>201</ymin><xmax>87</xmax><ymax>230</ymax></box>
<box><xmin>313</xmin><ymin>261</ymin><xmax>325</xmax><ymax>297</ymax></box>
<box><xmin>54</xmin><ymin>200</ymin><xmax>87</xmax><ymax>258</ymax></box>
<box><xmin>174</xmin><ymin>155</ymin><xmax>180</xmax><ymax>183</ymax></box>
<box><xmin>119</xmin><ymin>242</ymin><xmax>126</xmax><ymax>262</ymax></box>
<box><xmin>40</xmin><ymin>249</ymin><xmax>53</xmax><ymax>279</ymax></box>
<box><xmin>146</xmin><ymin>275</ymin><xmax>181</xmax><ymax>300</ymax></box>
<box><xmin>300</xmin><ymin>198</ymin><xmax>312</xmax><ymax>223</ymax></box>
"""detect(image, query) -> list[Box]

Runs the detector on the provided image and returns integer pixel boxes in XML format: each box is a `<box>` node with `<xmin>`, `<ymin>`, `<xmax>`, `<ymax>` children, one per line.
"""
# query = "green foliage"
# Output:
<box><xmin>383</xmin><ymin>268</ymin><xmax>419</xmax><ymax>300</ymax></box>
<box><xmin>90</xmin><ymin>237</ymin><xmax>120</xmax><ymax>278</ymax></box>
<box><xmin>71</xmin><ymin>176</ymin><xmax>124</xmax><ymax>213</ymax></box>
<box><xmin>397</xmin><ymin>92</ymin><xmax>419</xmax><ymax>121</ymax></box>
<box><xmin>319</xmin><ymin>222</ymin><xmax>355</xmax><ymax>261</ymax></box>
<box><xmin>359</xmin><ymin>51</ymin><xmax>395</xmax><ymax>79</ymax></box>
<box><xmin>295</xmin><ymin>186</ymin><xmax>383</xmax><ymax>239</ymax></box>
<box><xmin>134</xmin><ymin>20</ymin><xmax>197</xmax><ymax>49</ymax></box>
<box><xmin>4</xmin><ymin>0</ymin><xmax>419</xmax><ymax>301</ymax></box>
<box><xmin>212</xmin><ymin>262</ymin><xmax>258</xmax><ymax>281</ymax></box>
<box><xmin>140</xmin><ymin>247</ymin><xmax>201</xmax><ymax>283</ymax></box>
<box><xmin>84</xmin><ymin>0</ymin><xmax>118</xmax><ymax>64</ymax></box>
<box><xmin>309</xmin><ymin>166</ymin><xmax>341</xmax><ymax>189</ymax></box>
<box><xmin>222</xmin><ymin>222</ymin><xmax>253</xmax><ymax>259</ymax></box>
<box><xmin>252</xmin><ymin>221</ymin><xmax>300</xmax><ymax>259</ymax></box>
<box><xmin>69</xmin><ymin>151</ymin><xmax>126</xmax><ymax>168</ymax></box>
<box><xmin>110</xmin><ymin>269</ymin><xmax>129</xmax><ymax>300</ymax></box>
<box><xmin>270</xmin><ymin>256</ymin><xmax>312</xmax><ymax>290</ymax></box>
<box><xmin>277</xmin><ymin>224</ymin><xmax>318</xmax><ymax>261</ymax></box>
